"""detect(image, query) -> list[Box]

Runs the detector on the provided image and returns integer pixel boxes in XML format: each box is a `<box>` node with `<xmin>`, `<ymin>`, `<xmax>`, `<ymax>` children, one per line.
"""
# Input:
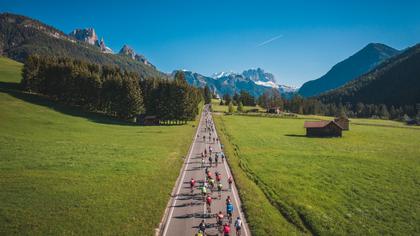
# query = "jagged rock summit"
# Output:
<box><xmin>69</xmin><ymin>28</ymin><xmax>98</xmax><ymax>46</ymax></box>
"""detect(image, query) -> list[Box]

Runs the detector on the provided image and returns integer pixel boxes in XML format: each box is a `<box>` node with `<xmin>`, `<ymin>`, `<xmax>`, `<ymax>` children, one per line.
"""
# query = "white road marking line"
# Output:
<box><xmin>162</xmin><ymin>108</ymin><xmax>205</xmax><ymax>236</ymax></box>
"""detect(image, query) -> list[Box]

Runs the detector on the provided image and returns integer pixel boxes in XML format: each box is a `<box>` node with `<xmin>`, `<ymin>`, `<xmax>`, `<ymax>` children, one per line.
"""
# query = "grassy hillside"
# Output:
<box><xmin>214</xmin><ymin>114</ymin><xmax>420</xmax><ymax>235</ymax></box>
<box><xmin>318</xmin><ymin>43</ymin><xmax>420</xmax><ymax>107</ymax></box>
<box><xmin>299</xmin><ymin>43</ymin><xmax>399</xmax><ymax>97</ymax></box>
<box><xmin>0</xmin><ymin>13</ymin><xmax>163</xmax><ymax>79</ymax></box>
<box><xmin>0</xmin><ymin>57</ymin><xmax>197</xmax><ymax>235</ymax></box>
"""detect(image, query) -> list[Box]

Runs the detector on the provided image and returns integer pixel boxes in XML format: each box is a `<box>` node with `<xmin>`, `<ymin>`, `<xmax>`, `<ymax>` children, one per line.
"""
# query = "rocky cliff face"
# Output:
<box><xmin>118</xmin><ymin>45</ymin><xmax>155</xmax><ymax>68</ymax></box>
<box><xmin>242</xmin><ymin>68</ymin><xmax>276</xmax><ymax>83</ymax></box>
<box><xmin>119</xmin><ymin>45</ymin><xmax>136</xmax><ymax>59</ymax></box>
<box><xmin>69</xmin><ymin>28</ymin><xmax>113</xmax><ymax>53</ymax></box>
<box><xmin>99</xmin><ymin>37</ymin><xmax>113</xmax><ymax>53</ymax></box>
<box><xmin>69</xmin><ymin>28</ymin><xmax>98</xmax><ymax>46</ymax></box>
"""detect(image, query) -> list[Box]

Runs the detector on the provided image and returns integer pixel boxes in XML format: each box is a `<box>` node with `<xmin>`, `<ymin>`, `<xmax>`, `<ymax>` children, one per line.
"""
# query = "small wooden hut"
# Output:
<box><xmin>334</xmin><ymin>117</ymin><xmax>350</xmax><ymax>130</ymax></box>
<box><xmin>143</xmin><ymin>116</ymin><xmax>159</xmax><ymax>125</ymax></box>
<box><xmin>267</xmin><ymin>107</ymin><xmax>281</xmax><ymax>114</ymax></box>
<box><xmin>304</xmin><ymin>121</ymin><xmax>343</xmax><ymax>137</ymax></box>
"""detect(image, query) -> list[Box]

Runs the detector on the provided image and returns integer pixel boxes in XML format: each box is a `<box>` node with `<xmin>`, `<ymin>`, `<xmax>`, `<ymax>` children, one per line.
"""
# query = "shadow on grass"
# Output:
<box><xmin>284</xmin><ymin>134</ymin><xmax>307</xmax><ymax>138</ymax></box>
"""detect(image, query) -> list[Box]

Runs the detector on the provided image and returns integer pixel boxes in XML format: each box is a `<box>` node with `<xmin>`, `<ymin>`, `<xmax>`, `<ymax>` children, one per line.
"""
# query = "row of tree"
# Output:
<box><xmin>283</xmin><ymin>95</ymin><xmax>419</xmax><ymax>120</ymax></box>
<box><xmin>221</xmin><ymin>90</ymin><xmax>257</xmax><ymax>106</ymax></box>
<box><xmin>217</xmin><ymin>87</ymin><xmax>418</xmax><ymax>120</ymax></box>
<box><xmin>21</xmin><ymin>55</ymin><xmax>202</xmax><ymax>121</ymax></box>
<box><xmin>140</xmin><ymin>72</ymin><xmax>201</xmax><ymax>121</ymax></box>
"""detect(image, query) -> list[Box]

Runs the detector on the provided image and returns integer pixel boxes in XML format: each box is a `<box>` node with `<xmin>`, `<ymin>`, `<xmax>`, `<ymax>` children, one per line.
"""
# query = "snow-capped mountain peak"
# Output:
<box><xmin>212</xmin><ymin>71</ymin><xmax>236</xmax><ymax>79</ymax></box>
<box><xmin>253</xmin><ymin>80</ymin><xmax>279</xmax><ymax>89</ymax></box>
<box><xmin>171</xmin><ymin>67</ymin><xmax>297</xmax><ymax>98</ymax></box>
<box><xmin>242</xmin><ymin>68</ymin><xmax>276</xmax><ymax>83</ymax></box>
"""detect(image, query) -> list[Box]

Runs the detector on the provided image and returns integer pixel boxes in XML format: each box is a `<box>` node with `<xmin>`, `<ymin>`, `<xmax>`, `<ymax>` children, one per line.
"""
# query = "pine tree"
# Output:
<box><xmin>237</xmin><ymin>102</ymin><xmax>244</xmax><ymax>112</ymax></box>
<box><xmin>228</xmin><ymin>101</ymin><xmax>234</xmax><ymax>113</ymax></box>
<box><xmin>203</xmin><ymin>85</ymin><xmax>212</xmax><ymax>104</ymax></box>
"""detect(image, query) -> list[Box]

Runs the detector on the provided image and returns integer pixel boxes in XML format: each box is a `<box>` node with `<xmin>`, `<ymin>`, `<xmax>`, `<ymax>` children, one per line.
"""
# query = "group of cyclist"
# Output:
<box><xmin>194</xmin><ymin>107</ymin><xmax>242</xmax><ymax>236</ymax></box>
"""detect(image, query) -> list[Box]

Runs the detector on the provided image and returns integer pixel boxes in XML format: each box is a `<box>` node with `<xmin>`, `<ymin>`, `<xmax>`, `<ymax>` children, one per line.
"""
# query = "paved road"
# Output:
<box><xmin>160</xmin><ymin>105</ymin><xmax>250</xmax><ymax>236</ymax></box>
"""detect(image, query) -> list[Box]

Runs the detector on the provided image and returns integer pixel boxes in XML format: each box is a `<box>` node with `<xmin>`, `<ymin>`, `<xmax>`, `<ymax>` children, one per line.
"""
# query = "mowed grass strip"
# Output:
<box><xmin>0</xmin><ymin>57</ymin><xmax>198</xmax><ymax>235</ymax></box>
<box><xmin>214</xmin><ymin>114</ymin><xmax>420</xmax><ymax>235</ymax></box>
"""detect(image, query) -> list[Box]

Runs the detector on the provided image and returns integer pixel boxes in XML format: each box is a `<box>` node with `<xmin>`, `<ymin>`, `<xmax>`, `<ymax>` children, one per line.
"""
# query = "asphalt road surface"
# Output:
<box><xmin>161</xmin><ymin>105</ymin><xmax>250</xmax><ymax>236</ymax></box>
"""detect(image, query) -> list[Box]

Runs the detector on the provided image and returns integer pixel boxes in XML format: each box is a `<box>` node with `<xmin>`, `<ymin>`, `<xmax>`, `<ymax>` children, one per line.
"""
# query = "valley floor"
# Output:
<box><xmin>0</xmin><ymin>57</ymin><xmax>198</xmax><ymax>235</ymax></box>
<box><xmin>214</xmin><ymin>114</ymin><xmax>420</xmax><ymax>235</ymax></box>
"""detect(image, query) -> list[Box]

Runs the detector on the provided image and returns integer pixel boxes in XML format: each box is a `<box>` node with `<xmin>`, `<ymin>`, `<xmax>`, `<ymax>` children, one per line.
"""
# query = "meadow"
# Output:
<box><xmin>0</xmin><ymin>57</ymin><xmax>197</xmax><ymax>235</ymax></box>
<box><xmin>214</xmin><ymin>114</ymin><xmax>420</xmax><ymax>235</ymax></box>
<box><xmin>211</xmin><ymin>99</ymin><xmax>266</xmax><ymax>113</ymax></box>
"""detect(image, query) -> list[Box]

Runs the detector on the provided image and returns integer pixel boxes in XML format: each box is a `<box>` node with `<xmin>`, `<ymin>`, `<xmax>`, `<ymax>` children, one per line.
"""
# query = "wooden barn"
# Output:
<box><xmin>137</xmin><ymin>115</ymin><xmax>160</xmax><ymax>125</ymax></box>
<box><xmin>143</xmin><ymin>116</ymin><xmax>159</xmax><ymax>125</ymax></box>
<box><xmin>267</xmin><ymin>107</ymin><xmax>281</xmax><ymax>114</ymax></box>
<box><xmin>304</xmin><ymin>121</ymin><xmax>343</xmax><ymax>137</ymax></box>
<box><xmin>334</xmin><ymin>116</ymin><xmax>350</xmax><ymax>130</ymax></box>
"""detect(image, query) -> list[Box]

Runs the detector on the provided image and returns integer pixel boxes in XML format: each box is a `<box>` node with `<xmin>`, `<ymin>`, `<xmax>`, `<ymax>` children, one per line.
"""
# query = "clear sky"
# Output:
<box><xmin>2</xmin><ymin>0</ymin><xmax>420</xmax><ymax>87</ymax></box>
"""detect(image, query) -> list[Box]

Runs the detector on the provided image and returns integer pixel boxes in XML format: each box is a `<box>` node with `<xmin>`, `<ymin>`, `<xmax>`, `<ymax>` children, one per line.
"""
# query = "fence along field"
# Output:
<box><xmin>214</xmin><ymin>114</ymin><xmax>420</xmax><ymax>235</ymax></box>
<box><xmin>0</xmin><ymin>57</ymin><xmax>198</xmax><ymax>235</ymax></box>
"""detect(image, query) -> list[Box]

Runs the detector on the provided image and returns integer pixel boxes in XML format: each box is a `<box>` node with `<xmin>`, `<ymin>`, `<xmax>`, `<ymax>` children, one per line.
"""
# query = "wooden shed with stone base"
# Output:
<box><xmin>304</xmin><ymin>121</ymin><xmax>343</xmax><ymax>137</ymax></box>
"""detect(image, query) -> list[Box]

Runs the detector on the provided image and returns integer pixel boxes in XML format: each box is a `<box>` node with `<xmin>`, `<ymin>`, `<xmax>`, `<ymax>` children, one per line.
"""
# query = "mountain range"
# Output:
<box><xmin>0</xmin><ymin>12</ymin><xmax>418</xmax><ymax>108</ymax></box>
<box><xmin>299</xmin><ymin>43</ymin><xmax>400</xmax><ymax>97</ymax></box>
<box><xmin>171</xmin><ymin>68</ymin><xmax>296</xmax><ymax>98</ymax></box>
<box><xmin>0</xmin><ymin>13</ymin><xmax>160</xmax><ymax>79</ymax></box>
<box><xmin>318</xmin><ymin>43</ymin><xmax>420</xmax><ymax>107</ymax></box>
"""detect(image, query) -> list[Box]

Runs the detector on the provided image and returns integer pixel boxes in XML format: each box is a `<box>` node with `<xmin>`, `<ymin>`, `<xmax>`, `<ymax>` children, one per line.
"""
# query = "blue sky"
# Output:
<box><xmin>2</xmin><ymin>0</ymin><xmax>420</xmax><ymax>87</ymax></box>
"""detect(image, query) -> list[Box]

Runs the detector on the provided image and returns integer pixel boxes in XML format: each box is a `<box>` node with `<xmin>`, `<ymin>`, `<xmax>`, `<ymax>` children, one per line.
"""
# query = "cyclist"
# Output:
<box><xmin>226</xmin><ymin>202</ymin><xmax>234</xmax><ymax>223</ymax></box>
<box><xmin>213</xmin><ymin>137</ymin><xmax>216</xmax><ymax>143</ymax></box>
<box><xmin>225</xmin><ymin>196</ymin><xmax>231</xmax><ymax>205</ymax></box>
<box><xmin>216</xmin><ymin>173</ymin><xmax>222</xmax><ymax>183</ymax></box>
<box><xmin>198</xmin><ymin>220</ymin><xmax>206</xmax><ymax>234</ymax></box>
<box><xmin>215</xmin><ymin>154</ymin><xmax>219</xmax><ymax>166</ymax></box>
<box><xmin>217</xmin><ymin>182</ymin><xmax>223</xmax><ymax>199</ymax></box>
<box><xmin>201</xmin><ymin>157</ymin><xmax>205</xmax><ymax>168</ymax></box>
<box><xmin>190</xmin><ymin>178</ymin><xmax>196</xmax><ymax>193</ymax></box>
<box><xmin>209</xmin><ymin>156</ymin><xmax>213</xmax><ymax>167</ymax></box>
<box><xmin>223</xmin><ymin>223</ymin><xmax>231</xmax><ymax>236</ymax></box>
<box><xmin>234</xmin><ymin>217</ymin><xmax>242</xmax><ymax>236</ymax></box>
<box><xmin>228</xmin><ymin>176</ymin><xmax>233</xmax><ymax>190</ymax></box>
<box><xmin>203</xmin><ymin>135</ymin><xmax>206</xmax><ymax>142</ymax></box>
<box><xmin>216</xmin><ymin>211</ymin><xmax>224</xmax><ymax>227</ymax></box>
<box><xmin>209</xmin><ymin>178</ymin><xmax>215</xmax><ymax>190</ymax></box>
<box><xmin>221</xmin><ymin>152</ymin><xmax>225</xmax><ymax>163</ymax></box>
<box><xmin>201</xmin><ymin>185</ymin><xmax>207</xmax><ymax>201</ymax></box>
<box><xmin>206</xmin><ymin>195</ymin><xmax>212</xmax><ymax>212</ymax></box>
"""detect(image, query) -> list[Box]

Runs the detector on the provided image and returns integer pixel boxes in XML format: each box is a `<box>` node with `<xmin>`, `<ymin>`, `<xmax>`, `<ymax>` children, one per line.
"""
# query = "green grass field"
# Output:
<box><xmin>0</xmin><ymin>57</ymin><xmax>197</xmax><ymax>235</ymax></box>
<box><xmin>211</xmin><ymin>99</ymin><xmax>265</xmax><ymax>113</ymax></box>
<box><xmin>214</xmin><ymin>114</ymin><xmax>420</xmax><ymax>235</ymax></box>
